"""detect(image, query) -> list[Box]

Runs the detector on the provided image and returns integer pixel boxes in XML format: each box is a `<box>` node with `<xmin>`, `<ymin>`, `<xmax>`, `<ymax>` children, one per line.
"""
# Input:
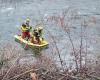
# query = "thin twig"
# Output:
<box><xmin>9</xmin><ymin>68</ymin><xmax>42</xmax><ymax>80</ymax></box>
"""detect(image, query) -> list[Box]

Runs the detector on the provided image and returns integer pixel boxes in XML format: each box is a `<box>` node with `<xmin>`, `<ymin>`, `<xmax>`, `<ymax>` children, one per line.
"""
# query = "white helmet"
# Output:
<box><xmin>26</xmin><ymin>18</ymin><xmax>30</xmax><ymax>22</ymax></box>
<box><xmin>38</xmin><ymin>26</ymin><xmax>43</xmax><ymax>30</ymax></box>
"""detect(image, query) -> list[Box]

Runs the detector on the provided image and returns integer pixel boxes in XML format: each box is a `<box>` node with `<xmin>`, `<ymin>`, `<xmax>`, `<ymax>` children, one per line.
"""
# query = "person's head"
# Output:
<box><xmin>26</xmin><ymin>18</ymin><xmax>30</xmax><ymax>23</ymax></box>
<box><xmin>33</xmin><ymin>28</ymin><xmax>37</xmax><ymax>32</ymax></box>
<box><xmin>22</xmin><ymin>23</ymin><xmax>26</xmax><ymax>28</ymax></box>
<box><xmin>38</xmin><ymin>26</ymin><xmax>43</xmax><ymax>31</ymax></box>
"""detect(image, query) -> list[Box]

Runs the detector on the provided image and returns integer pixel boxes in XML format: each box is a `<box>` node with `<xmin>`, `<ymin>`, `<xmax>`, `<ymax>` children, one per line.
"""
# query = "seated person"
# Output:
<box><xmin>33</xmin><ymin>29</ymin><xmax>41</xmax><ymax>44</ymax></box>
<box><xmin>37</xmin><ymin>26</ymin><xmax>44</xmax><ymax>40</ymax></box>
<box><xmin>32</xmin><ymin>29</ymin><xmax>41</xmax><ymax>44</ymax></box>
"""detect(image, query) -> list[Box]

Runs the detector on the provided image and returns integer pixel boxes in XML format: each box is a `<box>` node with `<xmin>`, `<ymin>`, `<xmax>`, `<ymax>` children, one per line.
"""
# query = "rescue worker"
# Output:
<box><xmin>33</xmin><ymin>29</ymin><xmax>41</xmax><ymax>44</ymax></box>
<box><xmin>20</xmin><ymin>23</ymin><xmax>30</xmax><ymax>39</ymax></box>
<box><xmin>37</xmin><ymin>26</ymin><xmax>44</xmax><ymax>40</ymax></box>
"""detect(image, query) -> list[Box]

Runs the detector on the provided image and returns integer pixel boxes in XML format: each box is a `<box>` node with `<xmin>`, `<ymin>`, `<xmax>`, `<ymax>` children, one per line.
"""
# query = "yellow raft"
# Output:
<box><xmin>14</xmin><ymin>35</ymin><xmax>49</xmax><ymax>50</ymax></box>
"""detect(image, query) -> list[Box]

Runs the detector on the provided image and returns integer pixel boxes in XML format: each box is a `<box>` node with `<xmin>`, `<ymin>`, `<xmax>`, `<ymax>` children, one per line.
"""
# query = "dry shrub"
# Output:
<box><xmin>0</xmin><ymin>43</ymin><xmax>99</xmax><ymax>80</ymax></box>
<box><xmin>30</xmin><ymin>72</ymin><xmax>38</xmax><ymax>80</ymax></box>
<box><xmin>0</xmin><ymin>43</ymin><xmax>26</xmax><ymax>79</ymax></box>
<box><xmin>43</xmin><ymin>7</ymin><xmax>99</xmax><ymax>79</ymax></box>
<box><xmin>0</xmin><ymin>47</ymin><xmax>78</xmax><ymax>80</ymax></box>
<box><xmin>35</xmin><ymin>53</ymin><xmax>58</xmax><ymax>72</ymax></box>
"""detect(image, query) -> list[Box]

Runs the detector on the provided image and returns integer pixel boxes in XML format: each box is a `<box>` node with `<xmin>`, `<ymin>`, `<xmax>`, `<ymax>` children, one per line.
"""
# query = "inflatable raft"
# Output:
<box><xmin>14</xmin><ymin>35</ymin><xmax>49</xmax><ymax>50</ymax></box>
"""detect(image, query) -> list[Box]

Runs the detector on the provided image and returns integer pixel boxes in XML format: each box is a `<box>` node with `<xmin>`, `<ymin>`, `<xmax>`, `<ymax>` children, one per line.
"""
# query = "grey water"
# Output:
<box><xmin>0</xmin><ymin>0</ymin><xmax>100</xmax><ymax>65</ymax></box>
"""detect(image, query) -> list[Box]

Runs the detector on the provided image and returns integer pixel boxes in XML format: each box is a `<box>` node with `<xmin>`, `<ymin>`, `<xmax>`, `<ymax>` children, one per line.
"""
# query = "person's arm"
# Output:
<box><xmin>21</xmin><ymin>26</ymin><xmax>29</xmax><ymax>32</ymax></box>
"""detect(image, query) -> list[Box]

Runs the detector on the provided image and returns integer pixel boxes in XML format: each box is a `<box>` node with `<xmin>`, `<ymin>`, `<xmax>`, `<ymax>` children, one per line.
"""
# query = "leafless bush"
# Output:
<box><xmin>0</xmin><ymin>43</ymin><xmax>27</xmax><ymax>79</ymax></box>
<box><xmin>0</xmin><ymin>59</ymin><xmax>80</xmax><ymax>80</ymax></box>
<box><xmin>0</xmin><ymin>42</ymin><xmax>81</xmax><ymax>80</ymax></box>
<box><xmin>43</xmin><ymin>8</ymin><xmax>99</xmax><ymax>79</ymax></box>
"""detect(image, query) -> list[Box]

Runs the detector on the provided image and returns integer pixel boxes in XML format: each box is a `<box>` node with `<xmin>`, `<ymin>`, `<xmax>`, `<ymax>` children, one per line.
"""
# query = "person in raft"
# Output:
<box><xmin>20</xmin><ymin>18</ymin><xmax>32</xmax><ymax>39</ymax></box>
<box><xmin>32</xmin><ymin>28</ymin><xmax>41</xmax><ymax>44</ymax></box>
<box><xmin>30</xmin><ymin>26</ymin><xmax>44</xmax><ymax>44</ymax></box>
<box><xmin>37</xmin><ymin>26</ymin><xmax>44</xmax><ymax>40</ymax></box>
<box><xmin>20</xmin><ymin>23</ymin><xmax>31</xmax><ymax>40</ymax></box>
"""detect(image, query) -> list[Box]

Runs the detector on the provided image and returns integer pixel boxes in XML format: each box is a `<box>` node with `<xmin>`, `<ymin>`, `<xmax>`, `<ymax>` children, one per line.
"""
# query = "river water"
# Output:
<box><xmin>0</xmin><ymin>0</ymin><xmax>100</xmax><ymax>65</ymax></box>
